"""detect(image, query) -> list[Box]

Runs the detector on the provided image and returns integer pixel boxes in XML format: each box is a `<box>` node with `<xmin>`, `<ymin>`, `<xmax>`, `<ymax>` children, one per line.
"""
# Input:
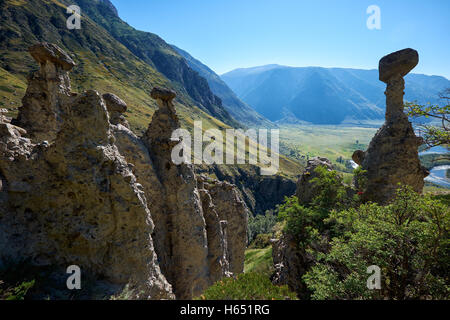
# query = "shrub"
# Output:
<box><xmin>197</xmin><ymin>272</ymin><xmax>297</xmax><ymax>300</ymax></box>
<box><xmin>247</xmin><ymin>211</ymin><xmax>277</xmax><ymax>244</ymax></box>
<box><xmin>303</xmin><ymin>186</ymin><xmax>450</xmax><ymax>300</ymax></box>
<box><xmin>249</xmin><ymin>233</ymin><xmax>272</xmax><ymax>249</ymax></box>
<box><xmin>278</xmin><ymin>197</ymin><xmax>324</xmax><ymax>249</ymax></box>
<box><xmin>0</xmin><ymin>279</ymin><xmax>35</xmax><ymax>300</ymax></box>
<box><xmin>309</xmin><ymin>165</ymin><xmax>348</xmax><ymax>210</ymax></box>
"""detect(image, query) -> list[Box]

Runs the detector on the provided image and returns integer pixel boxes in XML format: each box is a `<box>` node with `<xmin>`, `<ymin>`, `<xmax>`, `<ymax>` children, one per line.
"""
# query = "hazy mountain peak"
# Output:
<box><xmin>222</xmin><ymin>65</ymin><xmax>450</xmax><ymax>125</ymax></box>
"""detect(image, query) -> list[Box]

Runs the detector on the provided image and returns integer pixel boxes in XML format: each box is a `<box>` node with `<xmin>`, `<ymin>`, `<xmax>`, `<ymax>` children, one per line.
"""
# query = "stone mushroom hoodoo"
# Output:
<box><xmin>352</xmin><ymin>48</ymin><xmax>429</xmax><ymax>204</ymax></box>
<box><xmin>0</xmin><ymin>43</ymin><xmax>248</xmax><ymax>300</ymax></box>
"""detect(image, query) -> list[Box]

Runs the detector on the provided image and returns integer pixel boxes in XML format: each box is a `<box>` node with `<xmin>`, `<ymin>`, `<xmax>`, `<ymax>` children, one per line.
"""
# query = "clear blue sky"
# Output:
<box><xmin>110</xmin><ymin>0</ymin><xmax>450</xmax><ymax>79</ymax></box>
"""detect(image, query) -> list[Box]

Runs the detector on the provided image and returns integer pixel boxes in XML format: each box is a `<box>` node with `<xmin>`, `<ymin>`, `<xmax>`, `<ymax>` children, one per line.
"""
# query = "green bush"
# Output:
<box><xmin>277</xmin><ymin>164</ymin><xmax>449</xmax><ymax>300</ymax></box>
<box><xmin>278</xmin><ymin>197</ymin><xmax>324</xmax><ymax>249</ymax></box>
<box><xmin>247</xmin><ymin>211</ymin><xmax>277</xmax><ymax>244</ymax></box>
<box><xmin>249</xmin><ymin>233</ymin><xmax>272</xmax><ymax>249</ymax></box>
<box><xmin>304</xmin><ymin>186</ymin><xmax>449</xmax><ymax>300</ymax></box>
<box><xmin>197</xmin><ymin>272</ymin><xmax>297</xmax><ymax>300</ymax></box>
<box><xmin>309</xmin><ymin>165</ymin><xmax>348</xmax><ymax>210</ymax></box>
<box><xmin>0</xmin><ymin>279</ymin><xmax>35</xmax><ymax>300</ymax></box>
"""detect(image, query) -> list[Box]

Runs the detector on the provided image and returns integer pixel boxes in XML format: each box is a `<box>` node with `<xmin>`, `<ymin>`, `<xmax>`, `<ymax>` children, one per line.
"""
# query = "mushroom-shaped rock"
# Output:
<box><xmin>102</xmin><ymin>93</ymin><xmax>127</xmax><ymax>113</ymax></box>
<box><xmin>379</xmin><ymin>48</ymin><xmax>418</xmax><ymax>83</ymax></box>
<box><xmin>28</xmin><ymin>42</ymin><xmax>76</xmax><ymax>71</ymax></box>
<box><xmin>151</xmin><ymin>87</ymin><xmax>176</xmax><ymax>103</ymax></box>
<box><xmin>352</xmin><ymin>150</ymin><xmax>365</xmax><ymax>165</ymax></box>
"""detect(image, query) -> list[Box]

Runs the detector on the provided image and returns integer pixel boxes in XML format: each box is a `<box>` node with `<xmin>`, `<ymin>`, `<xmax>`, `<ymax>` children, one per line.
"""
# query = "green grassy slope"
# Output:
<box><xmin>0</xmin><ymin>0</ymin><xmax>237</xmax><ymax>132</ymax></box>
<box><xmin>0</xmin><ymin>0</ymin><xmax>304</xmax><ymax>212</ymax></box>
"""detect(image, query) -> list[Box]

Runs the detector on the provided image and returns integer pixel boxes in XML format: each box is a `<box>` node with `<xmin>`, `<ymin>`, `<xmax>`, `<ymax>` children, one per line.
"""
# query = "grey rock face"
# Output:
<box><xmin>271</xmin><ymin>234</ymin><xmax>312</xmax><ymax>298</ymax></box>
<box><xmin>14</xmin><ymin>43</ymin><xmax>75</xmax><ymax>143</ymax></box>
<box><xmin>102</xmin><ymin>93</ymin><xmax>130</xmax><ymax>128</ymax></box>
<box><xmin>353</xmin><ymin>48</ymin><xmax>428</xmax><ymax>204</ymax></box>
<box><xmin>142</xmin><ymin>88</ymin><xmax>210</xmax><ymax>299</ymax></box>
<box><xmin>0</xmin><ymin>44</ymin><xmax>248</xmax><ymax>300</ymax></box>
<box><xmin>379</xmin><ymin>48</ymin><xmax>419</xmax><ymax>83</ymax></box>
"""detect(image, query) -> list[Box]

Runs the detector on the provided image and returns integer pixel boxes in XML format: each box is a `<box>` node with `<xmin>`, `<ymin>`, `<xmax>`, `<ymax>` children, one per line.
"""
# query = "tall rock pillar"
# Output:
<box><xmin>352</xmin><ymin>48</ymin><xmax>428</xmax><ymax>204</ymax></box>
<box><xmin>142</xmin><ymin>88</ymin><xmax>209</xmax><ymax>299</ymax></box>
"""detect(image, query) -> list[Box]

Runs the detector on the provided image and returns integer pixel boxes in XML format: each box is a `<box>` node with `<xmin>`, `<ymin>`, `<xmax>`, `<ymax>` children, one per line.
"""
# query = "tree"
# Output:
<box><xmin>405</xmin><ymin>88</ymin><xmax>450</xmax><ymax>149</ymax></box>
<box><xmin>303</xmin><ymin>186</ymin><xmax>449</xmax><ymax>300</ymax></box>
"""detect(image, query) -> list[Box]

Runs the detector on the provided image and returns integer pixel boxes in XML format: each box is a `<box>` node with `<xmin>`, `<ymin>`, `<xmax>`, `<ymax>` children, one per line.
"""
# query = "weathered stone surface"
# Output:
<box><xmin>14</xmin><ymin>43</ymin><xmax>76</xmax><ymax>143</ymax></box>
<box><xmin>0</xmin><ymin>109</ymin><xmax>11</xmax><ymax>124</ymax></box>
<box><xmin>379</xmin><ymin>48</ymin><xmax>418</xmax><ymax>83</ymax></box>
<box><xmin>353</xmin><ymin>48</ymin><xmax>428</xmax><ymax>204</ymax></box>
<box><xmin>272</xmin><ymin>234</ymin><xmax>312</xmax><ymax>299</ymax></box>
<box><xmin>142</xmin><ymin>87</ymin><xmax>209</xmax><ymax>299</ymax></box>
<box><xmin>197</xmin><ymin>177</ymin><xmax>230</xmax><ymax>283</ymax></box>
<box><xmin>102</xmin><ymin>93</ymin><xmax>130</xmax><ymax>128</ymax></box>
<box><xmin>111</xmin><ymin>123</ymin><xmax>172</xmax><ymax>282</ymax></box>
<box><xmin>28</xmin><ymin>42</ymin><xmax>76</xmax><ymax>71</ymax></box>
<box><xmin>352</xmin><ymin>149</ymin><xmax>365</xmax><ymax>165</ymax></box>
<box><xmin>0</xmin><ymin>89</ymin><xmax>174</xmax><ymax>299</ymax></box>
<box><xmin>295</xmin><ymin>157</ymin><xmax>333</xmax><ymax>205</ymax></box>
<box><xmin>150</xmin><ymin>87</ymin><xmax>177</xmax><ymax>103</ymax></box>
<box><xmin>103</xmin><ymin>93</ymin><xmax>127</xmax><ymax>113</ymax></box>
<box><xmin>203</xmin><ymin>178</ymin><xmax>248</xmax><ymax>275</ymax></box>
<box><xmin>1</xmin><ymin>43</ymin><xmax>248</xmax><ymax>300</ymax></box>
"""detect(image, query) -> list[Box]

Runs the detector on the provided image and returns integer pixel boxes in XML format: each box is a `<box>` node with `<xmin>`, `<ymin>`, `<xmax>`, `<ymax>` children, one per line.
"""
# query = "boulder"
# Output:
<box><xmin>103</xmin><ymin>93</ymin><xmax>127</xmax><ymax>113</ymax></box>
<box><xmin>28</xmin><ymin>42</ymin><xmax>76</xmax><ymax>71</ymax></box>
<box><xmin>379</xmin><ymin>48</ymin><xmax>419</xmax><ymax>83</ymax></box>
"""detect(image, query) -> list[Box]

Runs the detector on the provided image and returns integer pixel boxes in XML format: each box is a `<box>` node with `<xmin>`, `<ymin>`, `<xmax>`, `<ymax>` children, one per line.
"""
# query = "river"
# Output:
<box><xmin>425</xmin><ymin>165</ymin><xmax>450</xmax><ymax>188</ymax></box>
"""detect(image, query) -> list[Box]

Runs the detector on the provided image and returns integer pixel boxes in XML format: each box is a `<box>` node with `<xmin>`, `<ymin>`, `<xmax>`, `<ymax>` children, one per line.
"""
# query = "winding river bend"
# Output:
<box><xmin>425</xmin><ymin>165</ymin><xmax>450</xmax><ymax>188</ymax></box>
<box><xmin>420</xmin><ymin>146</ymin><xmax>450</xmax><ymax>188</ymax></box>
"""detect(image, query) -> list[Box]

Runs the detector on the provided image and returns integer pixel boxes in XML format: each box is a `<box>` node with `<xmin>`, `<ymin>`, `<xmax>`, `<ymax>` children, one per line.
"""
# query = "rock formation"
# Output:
<box><xmin>271</xmin><ymin>157</ymin><xmax>335</xmax><ymax>298</ymax></box>
<box><xmin>352</xmin><ymin>48</ymin><xmax>428</xmax><ymax>204</ymax></box>
<box><xmin>0</xmin><ymin>43</ymin><xmax>248</xmax><ymax>300</ymax></box>
<box><xmin>103</xmin><ymin>93</ymin><xmax>130</xmax><ymax>128</ymax></box>
<box><xmin>0</xmin><ymin>109</ymin><xmax>11</xmax><ymax>124</ymax></box>
<box><xmin>271</xmin><ymin>233</ymin><xmax>312</xmax><ymax>299</ymax></box>
<box><xmin>142</xmin><ymin>87</ymin><xmax>211</xmax><ymax>299</ymax></box>
<box><xmin>295</xmin><ymin>157</ymin><xmax>334</xmax><ymax>205</ymax></box>
<box><xmin>13</xmin><ymin>43</ymin><xmax>76</xmax><ymax>143</ymax></box>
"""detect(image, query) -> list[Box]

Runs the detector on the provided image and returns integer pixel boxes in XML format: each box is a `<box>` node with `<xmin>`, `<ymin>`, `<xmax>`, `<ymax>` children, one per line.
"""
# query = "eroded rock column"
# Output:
<box><xmin>142</xmin><ymin>87</ymin><xmax>209</xmax><ymax>299</ymax></box>
<box><xmin>352</xmin><ymin>48</ymin><xmax>428</xmax><ymax>204</ymax></box>
<box><xmin>14</xmin><ymin>43</ymin><xmax>76</xmax><ymax>143</ymax></box>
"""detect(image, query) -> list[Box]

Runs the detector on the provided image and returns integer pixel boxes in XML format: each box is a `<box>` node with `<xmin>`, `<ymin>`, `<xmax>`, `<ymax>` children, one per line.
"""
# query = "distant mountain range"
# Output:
<box><xmin>171</xmin><ymin>45</ymin><xmax>273</xmax><ymax>128</ymax></box>
<box><xmin>222</xmin><ymin>65</ymin><xmax>450</xmax><ymax>125</ymax></box>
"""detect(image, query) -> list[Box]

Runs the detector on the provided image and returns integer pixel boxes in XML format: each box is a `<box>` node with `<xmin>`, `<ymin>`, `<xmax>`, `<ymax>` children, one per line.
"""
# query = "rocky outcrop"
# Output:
<box><xmin>295</xmin><ymin>157</ymin><xmax>333</xmax><ymax>205</ymax></box>
<box><xmin>142</xmin><ymin>87</ymin><xmax>211</xmax><ymax>299</ymax></box>
<box><xmin>0</xmin><ymin>109</ymin><xmax>11</xmax><ymax>124</ymax></box>
<box><xmin>200</xmin><ymin>176</ymin><xmax>248</xmax><ymax>276</ymax></box>
<box><xmin>271</xmin><ymin>234</ymin><xmax>312</xmax><ymax>299</ymax></box>
<box><xmin>13</xmin><ymin>43</ymin><xmax>76</xmax><ymax>143</ymax></box>
<box><xmin>352</xmin><ymin>49</ymin><xmax>428</xmax><ymax>204</ymax></box>
<box><xmin>271</xmin><ymin>157</ymin><xmax>334</xmax><ymax>298</ymax></box>
<box><xmin>197</xmin><ymin>164</ymin><xmax>297</xmax><ymax>215</ymax></box>
<box><xmin>0</xmin><ymin>43</ymin><xmax>248</xmax><ymax>300</ymax></box>
<box><xmin>103</xmin><ymin>93</ymin><xmax>130</xmax><ymax>128</ymax></box>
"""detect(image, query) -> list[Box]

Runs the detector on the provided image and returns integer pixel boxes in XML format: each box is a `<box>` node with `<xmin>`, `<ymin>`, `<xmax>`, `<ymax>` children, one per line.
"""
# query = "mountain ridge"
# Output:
<box><xmin>171</xmin><ymin>45</ymin><xmax>274</xmax><ymax>128</ymax></box>
<box><xmin>0</xmin><ymin>0</ymin><xmax>239</xmax><ymax>131</ymax></box>
<box><xmin>222</xmin><ymin>64</ymin><xmax>450</xmax><ymax>125</ymax></box>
